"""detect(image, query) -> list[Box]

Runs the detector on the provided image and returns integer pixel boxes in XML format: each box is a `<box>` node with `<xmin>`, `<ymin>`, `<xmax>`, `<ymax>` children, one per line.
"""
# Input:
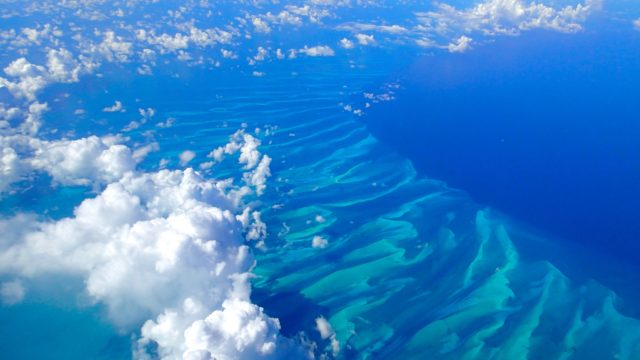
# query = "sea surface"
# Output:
<box><xmin>2</xmin><ymin>25</ymin><xmax>640</xmax><ymax>360</ymax></box>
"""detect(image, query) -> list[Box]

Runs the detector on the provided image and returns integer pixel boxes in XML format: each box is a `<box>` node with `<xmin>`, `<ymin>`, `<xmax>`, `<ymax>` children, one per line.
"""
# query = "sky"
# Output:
<box><xmin>1</xmin><ymin>0</ymin><xmax>640</xmax><ymax>359</ymax></box>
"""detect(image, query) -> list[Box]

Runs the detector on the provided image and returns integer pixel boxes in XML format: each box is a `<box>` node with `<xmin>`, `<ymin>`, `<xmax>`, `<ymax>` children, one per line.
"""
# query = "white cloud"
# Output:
<box><xmin>253</xmin><ymin>47</ymin><xmax>268</xmax><ymax>62</ymax></box>
<box><xmin>179</xmin><ymin>150</ymin><xmax>196</xmax><ymax>166</ymax></box>
<box><xmin>0</xmin><ymin>58</ymin><xmax>48</xmax><ymax>101</ymax></box>
<box><xmin>634</xmin><ymin>18</ymin><xmax>640</xmax><ymax>30</ymax></box>
<box><xmin>448</xmin><ymin>35</ymin><xmax>472</xmax><ymax>53</ymax></box>
<box><xmin>208</xmin><ymin>130</ymin><xmax>261</xmax><ymax>169</ymax></box>
<box><xmin>298</xmin><ymin>45</ymin><xmax>335</xmax><ymax>57</ymax></box>
<box><xmin>0</xmin><ymin>146</ymin><xmax>22</xmax><ymax>193</ymax></box>
<box><xmin>30</xmin><ymin>136</ymin><xmax>137</xmax><ymax>186</ymax></box>
<box><xmin>91</xmin><ymin>31</ymin><xmax>133</xmax><ymax>62</ymax></box>
<box><xmin>355</xmin><ymin>33</ymin><xmax>375</xmax><ymax>46</ymax></box>
<box><xmin>339</xmin><ymin>38</ymin><xmax>354</xmax><ymax>49</ymax></box>
<box><xmin>315</xmin><ymin>316</ymin><xmax>334</xmax><ymax>339</ymax></box>
<box><xmin>0</xmin><ymin>49</ymin><xmax>93</xmax><ymax>101</ymax></box>
<box><xmin>221</xmin><ymin>49</ymin><xmax>237</xmax><ymax>59</ymax></box>
<box><xmin>311</xmin><ymin>235</ymin><xmax>328</xmax><ymax>249</ymax></box>
<box><xmin>337</xmin><ymin>23</ymin><xmax>409</xmax><ymax>34</ymax></box>
<box><xmin>46</xmin><ymin>48</ymin><xmax>86</xmax><ymax>83</ymax></box>
<box><xmin>252</xmin><ymin>17</ymin><xmax>272</xmax><ymax>33</ymax></box>
<box><xmin>315</xmin><ymin>316</ymin><xmax>340</xmax><ymax>356</ymax></box>
<box><xmin>0</xmin><ymin>165</ymin><xmax>301</xmax><ymax>359</ymax></box>
<box><xmin>208</xmin><ymin>130</ymin><xmax>272</xmax><ymax>196</ymax></box>
<box><xmin>417</xmin><ymin>0</ymin><xmax>601</xmax><ymax>36</ymax></box>
<box><xmin>103</xmin><ymin>100</ymin><xmax>125</xmax><ymax>112</ymax></box>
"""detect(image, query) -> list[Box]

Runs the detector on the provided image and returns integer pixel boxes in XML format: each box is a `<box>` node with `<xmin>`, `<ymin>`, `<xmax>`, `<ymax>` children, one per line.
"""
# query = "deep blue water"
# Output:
<box><xmin>366</xmin><ymin>28</ymin><xmax>640</xmax><ymax>270</ymax></box>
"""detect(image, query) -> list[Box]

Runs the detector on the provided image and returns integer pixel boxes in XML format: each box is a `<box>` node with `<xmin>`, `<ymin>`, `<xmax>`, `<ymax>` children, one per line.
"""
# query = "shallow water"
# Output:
<box><xmin>3</xmin><ymin>40</ymin><xmax>640</xmax><ymax>359</ymax></box>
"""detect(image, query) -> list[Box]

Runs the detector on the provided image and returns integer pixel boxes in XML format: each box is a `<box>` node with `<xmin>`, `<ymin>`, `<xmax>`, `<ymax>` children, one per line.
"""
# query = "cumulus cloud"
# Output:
<box><xmin>315</xmin><ymin>316</ymin><xmax>340</xmax><ymax>356</ymax></box>
<box><xmin>417</xmin><ymin>0</ymin><xmax>601</xmax><ymax>36</ymax></box>
<box><xmin>137</xmin><ymin>25</ymin><xmax>232</xmax><ymax>55</ymax></box>
<box><xmin>0</xmin><ymin>165</ymin><xmax>301</xmax><ymax>359</ymax></box>
<box><xmin>30</xmin><ymin>136</ymin><xmax>137</xmax><ymax>187</ymax></box>
<box><xmin>0</xmin><ymin>48</ymin><xmax>93</xmax><ymax>101</ymax></box>
<box><xmin>634</xmin><ymin>18</ymin><xmax>640</xmax><ymax>30</ymax></box>
<box><xmin>311</xmin><ymin>235</ymin><xmax>328</xmax><ymax>249</ymax></box>
<box><xmin>448</xmin><ymin>35</ymin><xmax>472</xmax><ymax>53</ymax></box>
<box><xmin>1</xmin><ymin>143</ymin><xmax>23</xmax><ymax>192</ymax></box>
<box><xmin>207</xmin><ymin>130</ymin><xmax>272</xmax><ymax>196</ymax></box>
<box><xmin>355</xmin><ymin>33</ymin><xmax>375</xmax><ymax>46</ymax></box>
<box><xmin>339</xmin><ymin>38</ymin><xmax>355</xmax><ymax>49</ymax></box>
<box><xmin>103</xmin><ymin>100</ymin><xmax>125</xmax><ymax>112</ymax></box>
<box><xmin>252</xmin><ymin>17</ymin><xmax>272</xmax><ymax>33</ymax></box>
<box><xmin>298</xmin><ymin>45</ymin><xmax>335</xmax><ymax>57</ymax></box>
<box><xmin>179</xmin><ymin>150</ymin><xmax>196</xmax><ymax>166</ymax></box>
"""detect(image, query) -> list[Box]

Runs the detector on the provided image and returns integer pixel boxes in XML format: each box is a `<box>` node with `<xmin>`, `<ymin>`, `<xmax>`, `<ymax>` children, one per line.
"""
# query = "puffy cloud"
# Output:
<box><xmin>137</xmin><ymin>25</ymin><xmax>233</xmax><ymax>55</ymax></box>
<box><xmin>46</xmin><ymin>48</ymin><xmax>86</xmax><ymax>83</ymax></box>
<box><xmin>634</xmin><ymin>18</ymin><xmax>640</xmax><ymax>30</ymax></box>
<box><xmin>90</xmin><ymin>31</ymin><xmax>133</xmax><ymax>62</ymax></box>
<box><xmin>311</xmin><ymin>235</ymin><xmax>328</xmax><ymax>249</ymax></box>
<box><xmin>103</xmin><ymin>100</ymin><xmax>125</xmax><ymax>112</ymax></box>
<box><xmin>355</xmin><ymin>33</ymin><xmax>375</xmax><ymax>46</ymax></box>
<box><xmin>339</xmin><ymin>38</ymin><xmax>354</xmax><ymax>49</ymax></box>
<box><xmin>22</xmin><ymin>102</ymin><xmax>47</xmax><ymax>135</ymax></box>
<box><xmin>207</xmin><ymin>130</ymin><xmax>272</xmax><ymax>196</ymax></box>
<box><xmin>253</xmin><ymin>47</ymin><xmax>268</xmax><ymax>63</ymax></box>
<box><xmin>0</xmin><ymin>144</ymin><xmax>23</xmax><ymax>193</ymax></box>
<box><xmin>448</xmin><ymin>35</ymin><xmax>472</xmax><ymax>53</ymax></box>
<box><xmin>315</xmin><ymin>317</ymin><xmax>334</xmax><ymax>339</ymax></box>
<box><xmin>417</xmin><ymin>0</ymin><xmax>601</xmax><ymax>36</ymax></box>
<box><xmin>180</xmin><ymin>150</ymin><xmax>196</xmax><ymax>166</ymax></box>
<box><xmin>298</xmin><ymin>45</ymin><xmax>335</xmax><ymax>57</ymax></box>
<box><xmin>243</xmin><ymin>155</ymin><xmax>271</xmax><ymax>196</ymax></box>
<box><xmin>0</xmin><ymin>165</ymin><xmax>300</xmax><ymax>359</ymax></box>
<box><xmin>0</xmin><ymin>49</ymin><xmax>92</xmax><ymax>101</ymax></box>
<box><xmin>252</xmin><ymin>17</ymin><xmax>272</xmax><ymax>34</ymax></box>
<box><xmin>180</xmin><ymin>297</ymin><xmax>282</xmax><ymax>360</ymax></box>
<box><xmin>0</xmin><ymin>58</ymin><xmax>48</xmax><ymax>101</ymax></box>
<box><xmin>208</xmin><ymin>130</ymin><xmax>261</xmax><ymax>169</ymax></box>
<box><xmin>315</xmin><ymin>316</ymin><xmax>340</xmax><ymax>356</ymax></box>
<box><xmin>30</xmin><ymin>136</ymin><xmax>136</xmax><ymax>187</ymax></box>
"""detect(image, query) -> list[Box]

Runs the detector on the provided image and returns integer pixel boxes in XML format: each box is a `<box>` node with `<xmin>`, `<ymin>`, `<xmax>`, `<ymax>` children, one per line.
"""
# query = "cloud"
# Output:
<box><xmin>315</xmin><ymin>317</ymin><xmax>340</xmax><ymax>356</ymax></box>
<box><xmin>448</xmin><ymin>35</ymin><xmax>472</xmax><ymax>53</ymax></box>
<box><xmin>0</xmin><ymin>145</ymin><xmax>23</xmax><ymax>193</ymax></box>
<box><xmin>311</xmin><ymin>235</ymin><xmax>328</xmax><ymax>249</ymax></box>
<box><xmin>0</xmin><ymin>166</ymin><xmax>301</xmax><ymax>359</ymax></box>
<box><xmin>252</xmin><ymin>17</ymin><xmax>272</xmax><ymax>33</ymax></box>
<box><xmin>0</xmin><ymin>49</ymin><xmax>93</xmax><ymax>101</ymax></box>
<box><xmin>339</xmin><ymin>38</ymin><xmax>354</xmax><ymax>49</ymax></box>
<box><xmin>208</xmin><ymin>130</ymin><xmax>272</xmax><ymax>196</ymax></box>
<box><xmin>355</xmin><ymin>33</ymin><xmax>375</xmax><ymax>46</ymax></box>
<box><xmin>336</xmin><ymin>23</ymin><xmax>409</xmax><ymax>34</ymax></box>
<box><xmin>30</xmin><ymin>136</ymin><xmax>137</xmax><ymax>187</ymax></box>
<box><xmin>417</xmin><ymin>0</ymin><xmax>601</xmax><ymax>36</ymax></box>
<box><xmin>298</xmin><ymin>45</ymin><xmax>335</xmax><ymax>57</ymax></box>
<box><xmin>179</xmin><ymin>150</ymin><xmax>196</xmax><ymax>166</ymax></box>
<box><xmin>103</xmin><ymin>100</ymin><xmax>125</xmax><ymax>112</ymax></box>
<box><xmin>208</xmin><ymin>130</ymin><xmax>262</xmax><ymax>169</ymax></box>
<box><xmin>46</xmin><ymin>48</ymin><xmax>86</xmax><ymax>82</ymax></box>
<box><xmin>634</xmin><ymin>18</ymin><xmax>640</xmax><ymax>30</ymax></box>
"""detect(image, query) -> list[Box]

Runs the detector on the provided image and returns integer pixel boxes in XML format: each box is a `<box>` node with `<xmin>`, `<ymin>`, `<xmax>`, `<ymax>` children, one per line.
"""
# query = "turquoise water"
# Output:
<box><xmin>61</xmin><ymin>59</ymin><xmax>639</xmax><ymax>359</ymax></box>
<box><xmin>2</xmin><ymin>7</ymin><xmax>640</xmax><ymax>357</ymax></box>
